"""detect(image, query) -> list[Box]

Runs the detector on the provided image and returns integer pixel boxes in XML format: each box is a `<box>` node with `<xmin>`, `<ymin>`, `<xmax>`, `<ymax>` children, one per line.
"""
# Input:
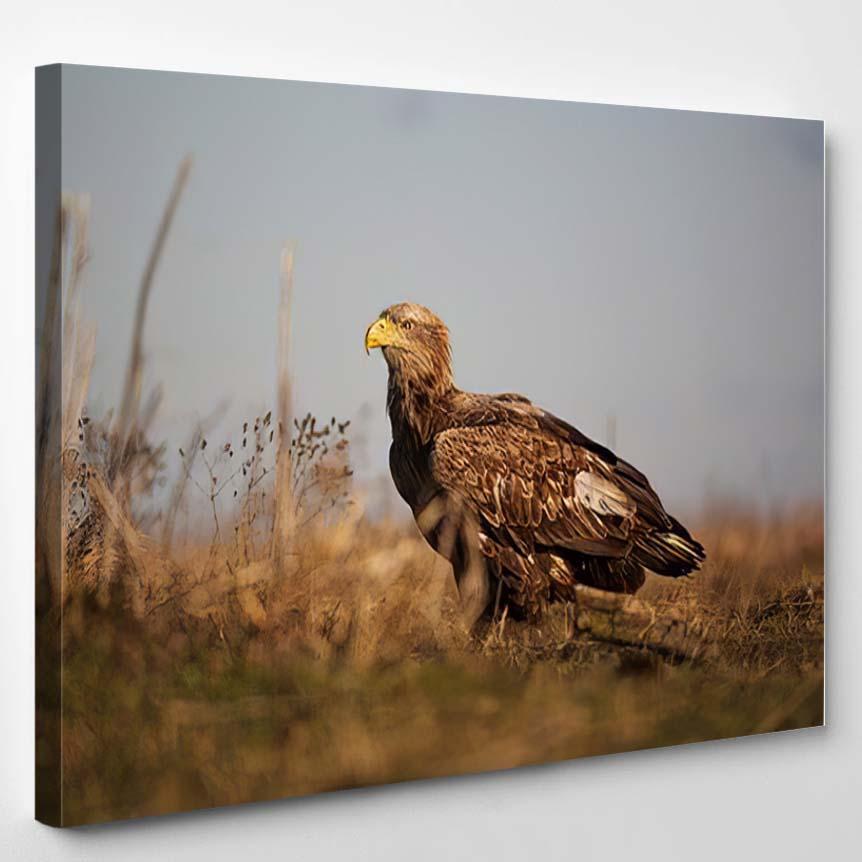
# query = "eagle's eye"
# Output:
<box><xmin>402</xmin><ymin>320</ymin><xmax>413</xmax><ymax>331</ymax></box>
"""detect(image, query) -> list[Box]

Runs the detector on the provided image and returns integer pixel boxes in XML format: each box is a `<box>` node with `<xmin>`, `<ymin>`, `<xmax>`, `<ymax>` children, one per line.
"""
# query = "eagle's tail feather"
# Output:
<box><xmin>633</xmin><ymin>527</ymin><xmax>705</xmax><ymax>579</ymax></box>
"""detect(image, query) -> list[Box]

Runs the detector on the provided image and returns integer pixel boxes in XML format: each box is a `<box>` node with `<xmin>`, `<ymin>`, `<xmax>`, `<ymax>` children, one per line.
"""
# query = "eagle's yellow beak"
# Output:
<box><xmin>364</xmin><ymin>316</ymin><xmax>396</xmax><ymax>354</ymax></box>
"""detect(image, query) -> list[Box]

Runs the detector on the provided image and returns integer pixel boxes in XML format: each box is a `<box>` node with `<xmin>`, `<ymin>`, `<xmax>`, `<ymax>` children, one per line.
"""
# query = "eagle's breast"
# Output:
<box><xmin>389</xmin><ymin>438</ymin><xmax>439</xmax><ymax>516</ymax></box>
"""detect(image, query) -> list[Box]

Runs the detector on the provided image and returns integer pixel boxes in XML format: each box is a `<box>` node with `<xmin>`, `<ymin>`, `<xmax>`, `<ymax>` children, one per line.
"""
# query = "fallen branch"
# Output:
<box><xmin>572</xmin><ymin>585</ymin><xmax>718</xmax><ymax>662</ymax></box>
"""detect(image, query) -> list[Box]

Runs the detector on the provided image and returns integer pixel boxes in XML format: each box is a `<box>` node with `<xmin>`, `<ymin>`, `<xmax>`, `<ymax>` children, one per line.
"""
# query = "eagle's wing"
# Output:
<box><xmin>430</xmin><ymin>405</ymin><xmax>639</xmax><ymax>560</ymax></box>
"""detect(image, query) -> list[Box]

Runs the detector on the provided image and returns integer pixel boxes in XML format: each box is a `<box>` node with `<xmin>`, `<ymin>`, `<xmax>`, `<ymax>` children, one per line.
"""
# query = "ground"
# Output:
<box><xmin>39</xmin><ymin>500</ymin><xmax>823</xmax><ymax>826</ymax></box>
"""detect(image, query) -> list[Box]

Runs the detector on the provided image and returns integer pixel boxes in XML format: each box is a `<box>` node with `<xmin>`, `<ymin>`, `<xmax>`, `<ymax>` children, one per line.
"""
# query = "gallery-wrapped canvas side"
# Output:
<box><xmin>35</xmin><ymin>64</ymin><xmax>63</xmax><ymax>827</ymax></box>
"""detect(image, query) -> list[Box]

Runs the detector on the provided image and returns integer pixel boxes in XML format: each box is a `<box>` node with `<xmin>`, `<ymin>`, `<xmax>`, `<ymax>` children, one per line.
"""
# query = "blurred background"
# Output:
<box><xmin>60</xmin><ymin>65</ymin><xmax>824</xmax><ymax>516</ymax></box>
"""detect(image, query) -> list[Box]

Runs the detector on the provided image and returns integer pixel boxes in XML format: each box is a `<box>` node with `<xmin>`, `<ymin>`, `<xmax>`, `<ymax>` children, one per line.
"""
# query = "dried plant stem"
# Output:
<box><xmin>271</xmin><ymin>244</ymin><xmax>295</xmax><ymax>572</ymax></box>
<box><xmin>115</xmin><ymin>156</ymin><xmax>192</xmax><ymax>465</ymax></box>
<box><xmin>60</xmin><ymin>195</ymin><xmax>93</xmax><ymax>449</ymax></box>
<box><xmin>36</xmin><ymin>206</ymin><xmax>64</xmax><ymax>464</ymax></box>
<box><xmin>160</xmin><ymin>428</ymin><xmax>202</xmax><ymax>550</ymax></box>
<box><xmin>35</xmin><ymin>206</ymin><xmax>66</xmax><ymax>608</ymax></box>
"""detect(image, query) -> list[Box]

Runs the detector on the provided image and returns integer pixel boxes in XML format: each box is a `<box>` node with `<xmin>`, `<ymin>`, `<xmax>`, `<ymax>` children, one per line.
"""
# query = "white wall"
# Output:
<box><xmin>1</xmin><ymin>2</ymin><xmax>857</xmax><ymax>858</ymax></box>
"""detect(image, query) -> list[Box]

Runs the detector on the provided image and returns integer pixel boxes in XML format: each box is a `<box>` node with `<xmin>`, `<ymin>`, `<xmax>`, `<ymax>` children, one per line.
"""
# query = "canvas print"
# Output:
<box><xmin>35</xmin><ymin>65</ymin><xmax>825</xmax><ymax>826</ymax></box>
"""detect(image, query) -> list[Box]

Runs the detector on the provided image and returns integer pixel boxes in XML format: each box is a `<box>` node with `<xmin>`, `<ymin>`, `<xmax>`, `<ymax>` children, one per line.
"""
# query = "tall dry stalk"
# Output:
<box><xmin>35</xmin><ymin>197</ymin><xmax>96</xmax><ymax>607</ymax></box>
<box><xmin>36</xmin><ymin>205</ymin><xmax>65</xmax><ymax>610</ymax></box>
<box><xmin>36</xmin><ymin>206</ymin><xmax>63</xmax><ymax>468</ymax></box>
<box><xmin>115</xmin><ymin>156</ymin><xmax>192</xmax><ymax>474</ymax></box>
<box><xmin>271</xmin><ymin>245</ymin><xmax>295</xmax><ymax>573</ymax></box>
<box><xmin>53</xmin><ymin>161</ymin><xmax>192</xmax><ymax>610</ymax></box>
<box><xmin>36</xmin><ymin>196</ymin><xmax>94</xmax><ymax>463</ymax></box>
<box><xmin>160</xmin><ymin>426</ymin><xmax>203</xmax><ymax>550</ymax></box>
<box><xmin>60</xmin><ymin>195</ymin><xmax>96</xmax><ymax>450</ymax></box>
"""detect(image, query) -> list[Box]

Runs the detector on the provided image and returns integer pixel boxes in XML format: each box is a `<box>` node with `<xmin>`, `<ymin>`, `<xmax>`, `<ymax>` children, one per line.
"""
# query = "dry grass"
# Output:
<box><xmin>47</xmin><ymin>472</ymin><xmax>823</xmax><ymax>825</ymax></box>
<box><xmin>36</xmin><ymin>187</ymin><xmax>824</xmax><ymax>827</ymax></box>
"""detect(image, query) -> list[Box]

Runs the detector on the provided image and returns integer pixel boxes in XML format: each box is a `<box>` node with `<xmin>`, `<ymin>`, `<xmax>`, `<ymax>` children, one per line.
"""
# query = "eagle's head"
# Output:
<box><xmin>364</xmin><ymin>303</ymin><xmax>453</xmax><ymax>390</ymax></box>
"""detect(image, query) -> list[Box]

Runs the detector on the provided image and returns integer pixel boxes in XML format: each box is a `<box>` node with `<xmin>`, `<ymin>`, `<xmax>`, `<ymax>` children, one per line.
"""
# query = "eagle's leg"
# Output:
<box><xmin>451</xmin><ymin>523</ymin><xmax>491</xmax><ymax>630</ymax></box>
<box><xmin>415</xmin><ymin>493</ymin><xmax>491</xmax><ymax>629</ymax></box>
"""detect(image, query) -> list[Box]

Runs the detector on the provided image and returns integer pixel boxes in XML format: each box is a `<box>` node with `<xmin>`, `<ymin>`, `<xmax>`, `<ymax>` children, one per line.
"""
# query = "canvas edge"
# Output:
<box><xmin>35</xmin><ymin>62</ymin><xmax>64</xmax><ymax>828</ymax></box>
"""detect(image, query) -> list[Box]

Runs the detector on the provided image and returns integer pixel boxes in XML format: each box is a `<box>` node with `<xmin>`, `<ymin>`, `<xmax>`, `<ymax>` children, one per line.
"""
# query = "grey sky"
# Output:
<box><xmin>60</xmin><ymin>65</ymin><xmax>824</xmax><ymax>513</ymax></box>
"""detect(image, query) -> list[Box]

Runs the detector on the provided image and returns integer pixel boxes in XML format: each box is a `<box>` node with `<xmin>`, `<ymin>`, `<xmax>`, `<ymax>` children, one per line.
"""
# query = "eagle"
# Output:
<box><xmin>365</xmin><ymin>302</ymin><xmax>705</xmax><ymax>627</ymax></box>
